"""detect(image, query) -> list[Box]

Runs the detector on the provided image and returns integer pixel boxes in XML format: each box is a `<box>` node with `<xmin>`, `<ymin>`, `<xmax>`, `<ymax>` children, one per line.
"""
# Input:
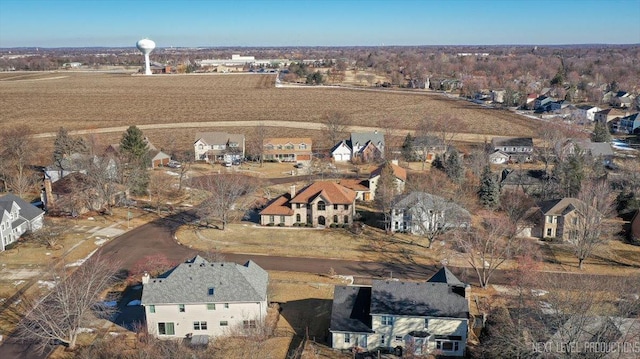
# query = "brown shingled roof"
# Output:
<box><xmin>291</xmin><ymin>181</ymin><xmax>356</xmax><ymax>204</ymax></box>
<box><xmin>339</xmin><ymin>179</ymin><xmax>370</xmax><ymax>192</ymax></box>
<box><xmin>370</xmin><ymin>163</ymin><xmax>407</xmax><ymax>182</ymax></box>
<box><xmin>259</xmin><ymin>194</ymin><xmax>294</xmax><ymax>216</ymax></box>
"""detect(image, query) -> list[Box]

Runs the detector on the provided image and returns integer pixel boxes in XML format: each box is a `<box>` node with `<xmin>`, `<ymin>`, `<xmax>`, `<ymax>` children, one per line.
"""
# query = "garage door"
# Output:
<box><xmin>334</xmin><ymin>154</ymin><xmax>343</xmax><ymax>161</ymax></box>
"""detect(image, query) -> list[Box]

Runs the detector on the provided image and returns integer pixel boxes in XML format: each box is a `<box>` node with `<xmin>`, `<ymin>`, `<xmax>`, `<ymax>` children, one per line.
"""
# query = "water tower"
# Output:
<box><xmin>136</xmin><ymin>38</ymin><xmax>156</xmax><ymax>75</ymax></box>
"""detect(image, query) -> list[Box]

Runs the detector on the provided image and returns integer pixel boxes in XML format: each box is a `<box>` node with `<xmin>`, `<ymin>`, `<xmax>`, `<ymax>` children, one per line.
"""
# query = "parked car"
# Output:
<box><xmin>294</xmin><ymin>163</ymin><xmax>305</xmax><ymax>168</ymax></box>
<box><xmin>167</xmin><ymin>160</ymin><xmax>181</xmax><ymax>168</ymax></box>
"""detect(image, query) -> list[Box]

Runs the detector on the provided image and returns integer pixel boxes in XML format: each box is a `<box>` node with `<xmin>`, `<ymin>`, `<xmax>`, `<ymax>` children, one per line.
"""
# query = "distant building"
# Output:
<box><xmin>491</xmin><ymin>137</ymin><xmax>534</xmax><ymax>163</ymax></box>
<box><xmin>194</xmin><ymin>132</ymin><xmax>245</xmax><ymax>163</ymax></box>
<box><xmin>262</xmin><ymin>137</ymin><xmax>312</xmax><ymax>164</ymax></box>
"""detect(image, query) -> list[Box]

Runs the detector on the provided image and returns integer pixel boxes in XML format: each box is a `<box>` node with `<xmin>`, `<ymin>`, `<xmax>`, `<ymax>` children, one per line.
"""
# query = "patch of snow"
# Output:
<box><xmin>127</xmin><ymin>299</ymin><xmax>141</xmax><ymax>306</ymax></box>
<box><xmin>94</xmin><ymin>238</ymin><xmax>108</xmax><ymax>246</ymax></box>
<box><xmin>87</xmin><ymin>217</ymin><xmax>95</xmax><ymax>221</ymax></box>
<box><xmin>180</xmin><ymin>203</ymin><xmax>193</xmax><ymax>207</ymax></box>
<box><xmin>65</xmin><ymin>248</ymin><xmax>98</xmax><ymax>267</ymax></box>
<box><xmin>45</xmin><ymin>252</ymin><xmax>51</xmax><ymax>256</ymax></box>
<box><xmin>77</xmin><ymin>328</ymin><xmax>94</xmax><ymax>333</ymax></box>
<box><xmin>13</xmin><ymin>280</ymin><xmax>25</xmax><ymax>287</ymax></box>
<box><xmin>531</xmin><ymin>289</ymin><xmax>548</xmax><ymax>297</ymax></box>
<box><xmin>540</xmin><ymin>301</ymin><xmax>555</xmax><ymax>314</ymax></box>
<box><xmin>335</xmin><ymin>275</ymin><xmax>354</xmax><ymax>285</ymax></box>
<box><xmin>102</xmin><ymin>301</ymin><xmax>118</xmax><ymax>307</ymax></box>
<box><xmin>13</xmin><ymin>299</ymin><xmax>21</xmax><ymax>306</ymax></box>
<box><xmin>108</xmin><ymin>332</ymin><xmax>119</xmax><ymax>336</ymax></box>
<box><xmin>37</xmin><ymin>280</ymin><xmax>56</xmax><ymax>289</ymax></box>
<box><xmin>165</xmin><ymin>171</ymin><xmax>179</xmax><ymax>176</ymax></box>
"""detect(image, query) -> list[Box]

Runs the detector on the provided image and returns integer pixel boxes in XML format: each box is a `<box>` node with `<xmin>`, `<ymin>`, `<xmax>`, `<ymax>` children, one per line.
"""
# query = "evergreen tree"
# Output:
<box><xmin>401</xmin><ymin>133</ymin><xmax>416</xmax><ymax>162</ymax></box>
<box><xmin>591</xmin><ymin>122</ymin><xmax>612</xmax><ymax>143</ymax></box>
<box><xmin>444</xmin><ymin>149</ymin><xmax>464</xmax><ymax>183</ymax></box>
<box><xmin>479</xmin><ymin>166</ymin><xmax>500</xmax><ymax>209</ymax></box>
<box><xmin>553</xmin><ymin>154</ymin><xmax>584</xmax><ymax>197</ymax></box>
<box><xmin>120</xmin><ymin>126</ymin><xmax>148</xmax><ymax>161</ymax></box>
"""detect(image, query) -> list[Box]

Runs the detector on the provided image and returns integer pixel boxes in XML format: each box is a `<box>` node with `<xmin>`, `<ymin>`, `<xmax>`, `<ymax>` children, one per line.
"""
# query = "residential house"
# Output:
<box><xmin>141</xmin><ymin>255</ymin><xmax>268</xmax><ymax>339</ymax></box>
<box><xmin>390</xmin><ymin>192</ymin><xmax>470</xmax><ymax>234</ymax></box>
<box><xmin>0</xmin><ymin>193</ymin><xmax>45</xmax><ymax>251</ymax></box>
<box><xmin>534</xmin><ymin>198</ymin><xmax>591</xmax><ymax>240</ymax></box>
<box><xmin>489</xmin><ymin>150</ymin><xmax>510</xmax><ymax>165</ymax></box>
<box><xmin>500</xmin><ymin>169</ymin><xmax>546</xmax><ymax>195</ymax></box>
<box><xmin>43</xmin><ymin>153</ymin><xmax>88</xmax><ymax>184</ymax></box>
<box><xmin>594</xmin><ymin>108</ymin><xmax>628</xmax><ymax>125</ymax></box>
<box><xmin>259</xmin><ymin>181</ymin><xmax>356</xmax><ymax>227</ymax></box>
<box><xmin>338</xmin><ymin>179</ymin><xmax>371</xmax><ymax>202</ymax></box>
<box><xmin>491</xmin><ymin>137</ymin><xmax>534</xmax><ymax>163</ymax></box>
<box><xmin>330</xmin><ymin>267</ymin><xmax>469</xmax><ymax>356</ymax></box>
<box><xmin>491</xmin><ymin>89</ymin><xmax>506</xmax><ymax>104</ymax></box>
<box><xmin>573</xmin><ymin>105</ymin><xmax>601</xmax><ymax>123</ymax></box>
<box><xmin>618</xmin><ymin>113</ymin><xmax>640</xmax><ymax>134</ymax></box>
<box><xmin>409</xmin><ymin>136</ymin><xmax>447</xmax><ymax>163</ymax></box>
<box><xmin>262</xmin><ymin>137</ymin><xmax>312</xmax><ymax>164</ymax></box>
<box><xmin>350</xmin><ymin>132</ymin><xmax>385</xmax><ymax>162</ymax></box>
<box><xmin>534</xmin><ymin>95</ymin><xmax>555</xmax><ymax>111</ymax></box>
<box><xmin>42</xmin><ymin>172</ymin><xmax>127</xmax><ymax>215</ymax></box>
<box><xmin>194</xmin><ymin>132</ymin><xmax>245</xmax><ymax>163</ymax></box>
<box><xmin>331</xmin><ymin>140</ymin><xmax>352</xmax><ymax>162</ymax></box>
<box><xmin>368</xmin><ymin>161</ymin><xmax>407</xmax><ymax>201</ymax></box>
<box><xmin>149</xmin><ymin>150</ymin><xmax>172</xmax><ymax>168</ymax></box>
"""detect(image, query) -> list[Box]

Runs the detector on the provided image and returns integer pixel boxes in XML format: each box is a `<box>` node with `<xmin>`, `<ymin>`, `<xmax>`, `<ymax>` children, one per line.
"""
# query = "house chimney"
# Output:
<box><xmin>290</xmin><ymin>185</ymin><xmax>296</xmax><ymax>198</ymax></box>
<box><xmin>142</xmin><ymin>271</ymin><xmax>150</xmax><ymax>284</ymax></box>
<box><xmin>391</xmin><ymin>159</ymin><xmax>399</xmax><ymax>166</ymax></box>
<box><xmin>43</xmin><ymin>178</ymin><xmax>54</xmax><ymax>210</ymax></box>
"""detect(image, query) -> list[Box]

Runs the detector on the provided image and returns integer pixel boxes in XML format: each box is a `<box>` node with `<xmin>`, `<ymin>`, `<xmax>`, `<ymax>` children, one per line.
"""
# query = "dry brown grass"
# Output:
<box><xmin>1</xmin><ymin>72</ymin><xmax>537</xmax><ymax>141</ymax></box>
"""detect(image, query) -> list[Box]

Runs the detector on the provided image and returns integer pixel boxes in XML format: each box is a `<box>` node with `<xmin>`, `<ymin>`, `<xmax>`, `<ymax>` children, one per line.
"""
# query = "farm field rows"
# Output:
<box><xmin>1</xmin><ymin>72</ymin><xmax>538</xmax><ymax>139</ymax></box>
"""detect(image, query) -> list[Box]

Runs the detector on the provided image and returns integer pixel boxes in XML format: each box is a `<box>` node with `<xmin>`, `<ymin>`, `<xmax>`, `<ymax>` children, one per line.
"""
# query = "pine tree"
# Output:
<box><xmin>444</xmin><ymin>149</ymin><xmax>464</xmax><ymax>183</ymax></box>
<box><xmin>479</xmin><ymin>166</ymin><xmax>500</xmax><ymax>209</ymax></box>
<box><xmin>591</xmin><ymin>122</ymin><xmax>611</xmax><ymax>143</ymax></box>
<box><xmin>401</xmin><ymin>133</ymin><xmax>416</xmax><ymax>162</ymax></box>
<box><xmin>120</xmin><ymin>126</ymin><xmax>148</xmax><ymax>161</ymax></box>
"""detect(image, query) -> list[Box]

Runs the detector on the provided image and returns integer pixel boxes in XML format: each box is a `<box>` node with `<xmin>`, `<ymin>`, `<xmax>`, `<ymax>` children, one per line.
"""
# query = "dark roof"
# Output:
<box><xmin>631</xmin><ymin>210</ymin><xmax>640</xmax><ymax>241</ymax></box>
<box><xmin>371</xmin><ymin>280</ymin><xmax>468</xmax><ymax>318</ymax></box>
<box><xmin>537</xmin><ymin>198</ymin><xmax>585</xmax><ymax>216</ymax></box>
<box><xmin>492</xmin><ymin>137</ymin><xmax>534</xmax><ymax>148</ymax></box>
<box><xmin>427</xmin><ymin>267</ymin><xmax>465</xmax><ymax>286</ymax></box>
<box><xmin>500</xmin><ymin>169</ymin><xmax>546</xmax><ymax>186</ymax></box>
<box><xmin>0</xmin><ymin>193</ymin><xmax>44</xmax><ymax>221</ymax></box>
<box><xmin>330</xmin><ymin>286</ymin><xmax>373</xmax><ymax>333</ymax></box>
<box><xmin>351</xmin><ymin>132</ymin><xmax>385</xmax><ymax>148</ymax></box>
<box><xmin>141</xmin><ymin>256</ymin><xmax>268</xmax><ymax>305</ymax></box>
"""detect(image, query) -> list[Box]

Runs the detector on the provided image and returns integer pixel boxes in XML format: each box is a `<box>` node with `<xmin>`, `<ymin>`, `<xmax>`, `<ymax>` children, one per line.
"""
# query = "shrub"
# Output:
<box><xmin>266</xmin><ymin>223</ymin><xmax>275</xmax><ymax>227</ymax></box>
<box><xmin>330</xmin><ymin>223</ymin><xmax>338</xmax><ymax>228</ymax></box>
<box><xmin>277</xmin><ymin>223</ymin><xmax>285</xmax><ymax>227</ymax></box>
<box><xmin>305</xmin><ymin>223</ymin><xmax>312</xmax><ymax>227</ymax></box>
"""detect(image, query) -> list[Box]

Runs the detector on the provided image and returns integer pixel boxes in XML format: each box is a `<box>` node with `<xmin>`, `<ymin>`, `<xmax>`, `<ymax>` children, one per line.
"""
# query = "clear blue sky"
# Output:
<box><xmin>1</xmin><ymin>0</ymin><xmax>639</xmax><ymax>47</ymax></box>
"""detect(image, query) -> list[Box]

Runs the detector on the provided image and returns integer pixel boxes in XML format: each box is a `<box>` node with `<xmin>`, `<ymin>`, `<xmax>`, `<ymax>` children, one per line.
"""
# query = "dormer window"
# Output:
<box><xmin>208</xmin><ymin>287</ymin><xmax>214</xmax><ymax>296</ymax></box>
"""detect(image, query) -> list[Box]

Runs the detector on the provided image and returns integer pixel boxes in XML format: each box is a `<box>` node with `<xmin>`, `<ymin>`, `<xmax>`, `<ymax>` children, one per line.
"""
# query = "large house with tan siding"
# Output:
<box><xmin>534</xmin><ymin>198</ymin><xmax>593</xmax><ymax>241</ymax></box>
<box><xmin>141</xmin><ymin>256</ymin><xmax>268</xmax><ymax>340</ymax></box>
<box><xmin>262</xmin><ymin>137</ymin><xmax>312</xmax><ymax>164</ymax></box>
<box><xmin>330</xmin><ymin>267</ymin><xmax>469</xmax><ymax>356</ymax></box>
<box><xmin>259</xmin><ymin>181</ymin><xmax>356</xmax><ymax>227</ymax></box>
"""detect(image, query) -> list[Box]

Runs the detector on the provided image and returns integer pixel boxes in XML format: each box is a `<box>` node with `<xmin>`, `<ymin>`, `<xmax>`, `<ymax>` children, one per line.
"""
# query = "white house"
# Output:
<box><xmin>368</xmin><ymin>161</ymin><xmax>406</xmax><ymax>201</ymax></box>
<box><xmin>330</xmin><ymin>267</ymin><xmax>470</xmax><ymax>356</ymax></box>
<box><xmin>141</xmin><ymin>256</ymin><xmax>268</xmax><ymax>339</ymax></box>
<box><xmin>194</xmin><ymin>132</ymin><xmax>245</xmax><ymax>163</ymax></box>
<box><xmin>0</xmin><ymin>194</ymin><xmax>45</xmax><ymax>251</ymax></box>
<box><xmin>491</xmin><ymin>137</ymin><xmax>534</xmax><ymax>163</ymax></box>
<box><xmin>489</xmin><ymin>150</ymin><xmax>510</xmax><ymax>164</ymax></box>
<box><xmin>573</xmin><ymin>105</ymin><xmax>601</xmax><ymax>123</ymax></box>
<box><xmin>390</xmin><ymin>192</ymin><xmax>471</xmax><ymax>235</ymax></box>
<box><xmin>331</xmin><ymin>140</ymin><xmax>352</xmax><ymax>162</ymax></box>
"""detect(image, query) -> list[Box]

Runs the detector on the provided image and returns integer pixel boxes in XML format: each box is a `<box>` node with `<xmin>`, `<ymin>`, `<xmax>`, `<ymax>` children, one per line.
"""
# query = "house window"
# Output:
<box><xmin>193</xmin><ymin>321</ymin><xmax>208</xmax><ymax>330</ymax></box>
<box><xmin>269</xmin><ymin>215</ymin><xmax>274</xmax><ymax>223</ymax></box>
<box><xmin>344</xmin><ymin>204</ymin><xmax>348</xmax><ymax>210</ymax></box>
<box><xmin>424</xmin><ymin>318</ymin><xmax>429</xmax><ymax>327</ymax></box>
<box><xmin>572</xmin><ymin>217</ymin><xmax>578</xmax><ymax>225</ymax></box>
<box><xmin>243</xmin><ymin>320</ymin><xmax>256</xmax><ymax>329</ymax></box>
<box><xmin>333</xmin><ymin>215</ymin><xmax>338</xmax><ymax>223</ymax></box>
<box><xmin>208</xmin><ymin>287</ymin><xmax>215</xmax><ymax>296</ymax></box>
<box><xmin>149</xmin><ymin>305</ymin><xmax>155</xmax><ymax>313</ymax></box>
<box><xmin>296</xmin><ymin>214</ymin><xmax>301</xmax><ymax>222</ymax></box>
<box><xmin>299</xmin><ymin>144</ymin><xmax>307</xmax><ymax>149</ymax></box>
<box><xmin>547</xmin><ymin>228</ymin><xmax>553</xmax><ymax>237</ymax></box>
<box><xmin>381</xmin><ymin>334</ymin><xmax>386</xmax><ymax>345</ymax></box>
<box><xmin>280</xmin><ymin>216</ymin><xmax>285</xmax><ymax>223</ymax></box>
<box><xmin>296</xmin><ymin>203</ymin><xmax>301</xmax><ymax>209</ymax></box>
<box><xmin>381</xmin><ymin>316</ymin><xmax>394</xmax><ymax>325</ymax></box>
<box><xmin>436</xmin><ymin>340</ymin><xmax>459</xmax><ymax>352</ymax></box>
<box><xmin>220</xmin><ymin>321</ymin><xmax>228</xmax><ymax>326</ymax></box>
<box><xmin>317</xmin><ymin>201</ymin><xmax>326</xmax><ymax>210</ymax></box>
<box><xmin>207</xmin><ymin>303</ymin><xmax>216</xmax><ymax>310</ymax></box>
<box><xmin>344</xmin><ymin>216</ymin><xmax>349</xmax><ymax>224</ymax></box>
<box><xmin>224</xmin><ymin>303</ymin><xmax>229</xmax><ymax>309</ymax></box>
<box><xmin>198</xmin><ymin>144</ymin><xmax>203</xmax><ymax>150</ymax></box>
<box><xmin>178</xmin><ymin>304</ymin><xmax>185</xmax><ymax>312</ymax></box>
<box><xmin>158</xmin><ymin>322</ymin><xmax>175</xmax><ymax>335</ymax></box>
<box><xmin>344</xmin><ymin>333</ymin><xmax>351</xmax><ymax>343</ymax></box>
<box><xmin>333</xmin><ymin>204</ymin><xmax>338</xmax><ymax>210</ymax></box>
<box><xmin>394</xmin><ymin>222</ymin><xmax>399</xmax><ymax>230</ymax></box>
<box><xmin>395</xmin><ymin>335</ymin><xmax>403</xmax><ymax>341</ymax></box>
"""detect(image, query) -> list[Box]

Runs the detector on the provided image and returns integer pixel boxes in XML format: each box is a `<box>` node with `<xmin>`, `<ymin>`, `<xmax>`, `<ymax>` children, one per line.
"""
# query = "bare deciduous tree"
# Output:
<box><xmin>194</xmin><ymin>174</ymin><xmax>261</xmax><ymax>230</ymax></box>
<box><xmin>321</xmin><ymin>111</ymin><xmax>349</xmax><ymax>149</ymax></box>
<box><xmin>16</xmin><ymin>255</ymin><xmax>120</xmax><ymax>352</ymax></box>
<box><xmin>454</xmin><ymin>214</ymin><xmax>524</xmax><ymax>288</ymax></box>
<box><xmin>27</xmin><ymin>218</ymin><xmax>69</xmax><ymax>249</ymax></box>
<box><xmin>570</xmin><ymin>180</ymin><xmax>617</xmax><ymax>269</ymax></box>
<box><xmin>0</xmin><ymin>125</ymin><xmax>37</xmax><ymax>198</ymax></box>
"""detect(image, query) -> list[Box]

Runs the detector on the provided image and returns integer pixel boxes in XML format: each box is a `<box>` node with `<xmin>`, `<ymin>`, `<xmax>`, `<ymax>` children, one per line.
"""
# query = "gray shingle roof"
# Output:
<box><xmin>392</xmin><ymin>192</ymin><xmax>471</xmax><ymax>226</ymax></box>
<box><xmin>371</xmin><ymin>280</ymin><xmax>468</xmax><ymax>318</ymax></box>
<box><xmin>427</xmin><ymin>267</ymin><xmax>465</xmax><ymax>286</ymax></box>
<box><xmin>350</xmin><ymin>132</ymin><xmax>385</xmax><ymax>148</ymax></box>
<box><xmin>0</xmin><ymin>193</ymin><xmax>44</xmax><ymax>221</ymax></box>
<box><xmin>492</xmin><ymin>137</ymin><xmax>534</xmax><ymax>148</ymax></box>
<box><xmin>141</xmin><ymin>256</ymin><xmax>268</xmax><ymax>305</ymax></box>
<box><xmin>329</xmin><ymin>286</ymin><xmax>373</xmax><ymax>333</ymax></box>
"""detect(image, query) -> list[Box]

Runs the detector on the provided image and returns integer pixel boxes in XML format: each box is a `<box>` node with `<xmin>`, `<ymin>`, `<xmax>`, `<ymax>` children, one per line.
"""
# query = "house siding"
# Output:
<box><xmin>145</xmin><ymin>301</ymin><xmax>267</xmax><ymax>338</ymax></box>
